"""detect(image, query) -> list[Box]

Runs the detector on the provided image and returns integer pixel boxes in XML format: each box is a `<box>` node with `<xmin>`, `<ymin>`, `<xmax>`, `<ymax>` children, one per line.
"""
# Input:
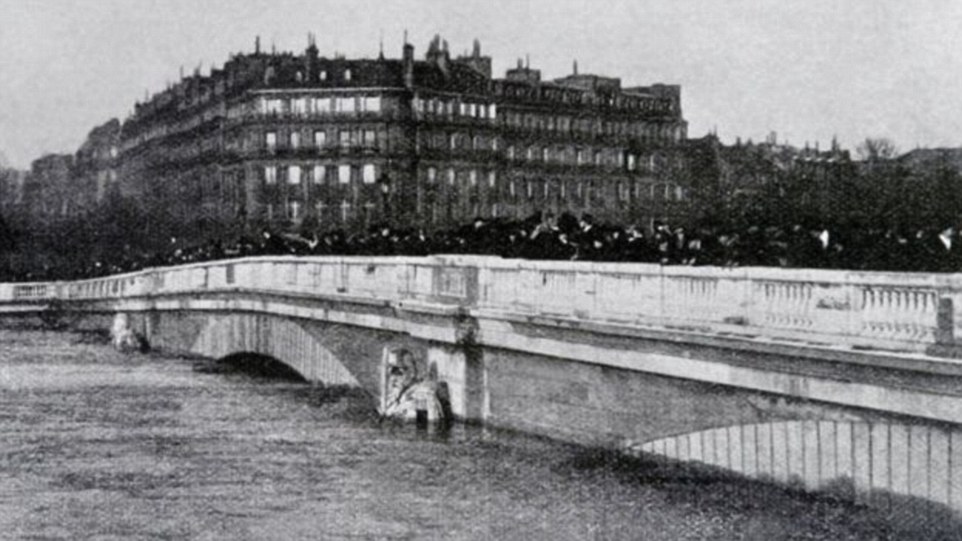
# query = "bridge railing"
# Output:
<box><xmin>3</xmin><ymin>255</ymin><xmax>962</xmax><ymax>355</ymax></box>
<box><xmin>472</xmin><ymin>259</ymin><xmax>962</xmax><ymax>354</ymax></box>
<box><xmin>3</xmin><ymin>282</ymin><xmax>58</xmax><ymax>302</ymax></box>
<box><xmin>126</xmin><ymin>256</ymin><xmax>471</xmax><ymax>306</ymax></box>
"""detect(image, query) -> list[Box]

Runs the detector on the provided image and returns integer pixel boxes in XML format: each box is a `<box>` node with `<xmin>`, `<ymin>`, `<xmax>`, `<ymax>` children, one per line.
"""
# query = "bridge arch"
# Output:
<box><xmin>182</xmin><ymin>313</ymin><xmax>361</xmax><ymax>386</ymax></box>
<box><xmin>631</xmin><ymin>419</ymin><xmax>962</xmax><ymax>514</ymax></box>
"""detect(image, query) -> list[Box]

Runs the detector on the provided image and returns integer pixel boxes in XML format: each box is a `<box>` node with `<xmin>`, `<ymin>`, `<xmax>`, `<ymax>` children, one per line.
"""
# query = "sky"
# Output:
<box><xmin>1</xmin><ymin>0</ymin><xmax>961</xmax><ymax>169</ymax></box>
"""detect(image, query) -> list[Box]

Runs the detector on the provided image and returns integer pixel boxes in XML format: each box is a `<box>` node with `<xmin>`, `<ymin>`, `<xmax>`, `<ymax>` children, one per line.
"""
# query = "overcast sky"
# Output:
<box><xmin>1</xmin><ymin>0</ymin><xmax>961</xmax><ymax>168</ymax></box>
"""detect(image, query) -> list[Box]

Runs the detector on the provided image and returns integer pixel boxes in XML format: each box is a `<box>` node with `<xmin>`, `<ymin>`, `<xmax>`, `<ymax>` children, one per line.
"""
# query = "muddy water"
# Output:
<box><xmin>0</xmin><ymin>329</ymin><xmax>932</xmax><ymax>539</ymax></box>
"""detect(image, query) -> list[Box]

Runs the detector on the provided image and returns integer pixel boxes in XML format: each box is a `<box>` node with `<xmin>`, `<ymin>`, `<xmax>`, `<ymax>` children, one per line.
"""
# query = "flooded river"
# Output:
<box><xmin>0</xmin><ymin>329</ymin><xmax>936</xmax><ymax>539</ymax></box>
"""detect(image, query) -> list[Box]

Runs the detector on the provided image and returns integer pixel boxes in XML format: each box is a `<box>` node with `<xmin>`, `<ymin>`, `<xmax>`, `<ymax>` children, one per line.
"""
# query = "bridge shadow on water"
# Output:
<box><xmin>192</xmin><ymin>353</ymin><xmax>378</xmax><ymax>421</ymax></box>
<box><xmin>194</xmin><ymin>352</ymin><xmax>308</xmax><ymax>382</ymax></box>
<box><xmin>564</xmin><ymin>449</ymin><xmax>962</xmax><ymax>540</ymax></box>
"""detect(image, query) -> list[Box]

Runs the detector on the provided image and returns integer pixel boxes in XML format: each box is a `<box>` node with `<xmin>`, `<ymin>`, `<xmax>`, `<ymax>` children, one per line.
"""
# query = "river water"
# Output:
<box><xmin>0</xmin><ymin>329</ymin><xmax>932</xmax><ymax>540</ymax></box>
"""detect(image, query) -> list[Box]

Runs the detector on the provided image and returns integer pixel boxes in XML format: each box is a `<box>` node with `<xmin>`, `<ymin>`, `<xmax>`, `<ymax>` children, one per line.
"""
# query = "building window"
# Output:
<box><xmin>338</xmin><ymin>164</ymin><xmax>351</xmax><ymax>184</ymax></box>
<box><xmin>447</xmin><ymin>168</ymin><xmax>456</xmax><ymax>185</ymax></box>
<box><xmin>362</xmin><ymin>164</ymin><xmax>376</xmax><ymax>184</ymax></box>
<box><xmin>288</xmin><ymin>165</ymin><xmax>301</xmax><ymax>184</ymax></box>
<box><xmin>314</xmin><ymin>130</ymin><xmax>326</xmax><ymax>148</ymax></box>
<box><xmin>264</xmin><ymin>99</ymin><xmax>283</xmax><ymax>114</ymax></box>
<box><xmin>292</xmin><ymin>98</ymin><xmax>308</xmax><ymax>115</ymax></box>
<box><xmin>320</xmin><ymin>70</ymin><xmax>327</xmax><ymax>81</ymax></box>
<box><xmin>427</xmin><ymin>166</ymin><xmax>437</xmax><ymax>183</ymax></box>
<box><xmin>594</xmin><ymin>151</ymin><xmax>602</xmax><ymax>166</ymax></box>
<box><xmin>489</xmin><ymin>104</ymin><xmax>497</xmax><ymax>121</ymax></box>
<box><xmin>266</xmin><ymin>131</ymin><xmax>277</xmax><ymax>150</ymax></box>
<box><xmin>339</xmin><ymin>130</ymin><xmax>351</xmax><ymax>148</ymax></box>
<box><xmin>340</xmin><ymin>200</ymin><xmax>351</xmax><ymax>222</ymax></box>
<box><xmin>315</xmin><ymin>97</ymin><xmax>331</xmax><ymax>113</ymax></box>
<box><xmin>507</xmin><ymin>146</ymin><xmax>515</xmax><ymax>160</ymax></box>
<box><xmin>364</xmin><ymin>96</ymin><xmax>381</xmax><ymax>112</ymax></box>
<box><xmin>488</xmin><ymin>171</ymin><xmax>496</xmax><ymax>188</ymax></box>
<box><xmin>526</xmin><ymin>147</ymin><xmax>535</xmax><ymax>161</ymax></box>
<box><xmin>542</xmin><ymin>147</ymin><xmax>550</xmax><ymax>162</ymax></box>
<box><xmin>363</xmin><ymin>129</ymin><xmax>376</xmax><ymax>147</ymax></box>
<box><xmin>627</xmin><ymin>154</ymin><xmax>637</xmax><ymax>171</ymax></box>
<box><xmin>509</xmin><ymin>180</ymin><xmax>516</xmax><ymax>197</ymax></box>
<box><xmin>469</xmin><ymin>169</ymin><xmax>477</xmax><ymax>186</ymax></box>
<box><xmin>287</xmin><ymin>200</ymin><xmax>301</xmax><ymax>221</ymax></box>
<box><xmin>344</xmin><ymin>69</ymin><xmax>352</xmax><ymax>81</ymax></box>
<box><xmin>526</xmin><ymin>181</ymin><xmax>533</xmax><ymax>199</ymax></box>
<box><xmin>313</xmin><ymin>165</ymin><xmax>326</xmax><ymax>184</ymax></box>
<box><xmin>560</xmin><ymin>180</ymin><xmax>566</xmax><ymax>198</ymax></box>
<box><xmin>290</xmin><ymin>131</ymin><xmax>300</xmax><ymax>149</ymax></box>
<box><xmin>264</xmin><ymin>165</ymin><xmax>277</xmax><ymax>184</ymax></box>
<box><xmin>336</xmin><ymin>97</ymin><xmax>355</xmax><ymax>113</ymax></box>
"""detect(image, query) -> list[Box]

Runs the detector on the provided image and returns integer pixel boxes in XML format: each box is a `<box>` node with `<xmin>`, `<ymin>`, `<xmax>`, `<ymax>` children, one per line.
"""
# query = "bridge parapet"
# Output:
<box><xmin>476</xmin><ymin>259</ymin><xmax>962</xmax><ymax>355</ymax></box>
<box><xmin>5</xmin><ymin>256</ymin><xmax>962</xmax><ymax>357</ymax></box>
<box><xmin>3</xmin><ymin>282</ymin><xmax>58</xmax><ymax>302</ymax></box>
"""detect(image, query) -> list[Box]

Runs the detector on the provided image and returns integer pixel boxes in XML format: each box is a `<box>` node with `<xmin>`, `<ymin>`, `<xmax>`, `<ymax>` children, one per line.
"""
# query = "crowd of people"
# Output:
<box><xmin>4</xmin><ymin>211</ymin><xmax>962</xmax><ymax>282</ymax></box>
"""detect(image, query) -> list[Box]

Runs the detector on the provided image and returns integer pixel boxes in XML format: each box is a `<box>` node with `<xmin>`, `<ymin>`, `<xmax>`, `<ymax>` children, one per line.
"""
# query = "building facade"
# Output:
<box><xmin>21</xmin><ymin>154</ymin><xmax>76</xmax><ymax>219</ymax></box>
<box><xmin>113</xmin><ymin>35</ymin><xmax>688</xmax><ymax>238</ymax></box>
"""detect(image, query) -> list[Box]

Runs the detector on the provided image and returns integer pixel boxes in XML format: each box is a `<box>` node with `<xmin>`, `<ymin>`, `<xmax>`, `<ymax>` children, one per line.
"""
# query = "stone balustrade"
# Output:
<box><xmin>4</xmin><ymin>255</ymin><xmax>962</xmax><ymax>355</ymax></box>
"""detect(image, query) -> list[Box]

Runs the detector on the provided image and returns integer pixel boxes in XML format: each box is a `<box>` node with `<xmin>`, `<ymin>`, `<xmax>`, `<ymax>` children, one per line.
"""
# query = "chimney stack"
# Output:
<box><xmin>403</xmin><ymin>40</ymin><xmax>415</xmax><ymax>89</ymax></box>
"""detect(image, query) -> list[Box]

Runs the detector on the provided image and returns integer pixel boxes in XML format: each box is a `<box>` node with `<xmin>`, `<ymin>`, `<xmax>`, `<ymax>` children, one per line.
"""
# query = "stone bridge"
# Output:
<box><xmin>5</xmin><ymin>255</ymin><xmax>962</xmax><ymax>518</ymax></box>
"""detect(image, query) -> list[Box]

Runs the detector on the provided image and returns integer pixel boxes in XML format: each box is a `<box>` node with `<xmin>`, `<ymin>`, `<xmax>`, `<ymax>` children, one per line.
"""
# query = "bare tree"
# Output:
<box><xmin>856</xmin><ymin>137</ymin><xmax>898</xmax><ymax>162</ymax></box>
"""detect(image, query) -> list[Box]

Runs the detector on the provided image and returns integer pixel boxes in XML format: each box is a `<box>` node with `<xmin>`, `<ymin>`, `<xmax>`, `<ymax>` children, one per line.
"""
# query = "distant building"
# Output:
<box><xmin>110</xmin><ymin>34</ymin><xmax>688</xmax><ymax>237</ymax></box>
<box><xmin>15</xmin><ymin>119</ymin><xmax>120</xmax><ymax>223</ymax></box>
<box><xmin>22</xmin><ymin>154</ymin><xmax>76</xmax><ymax>218</ymax></box>
<box><xmin>0</xmin><ymin>167</ymin><xmax>26</xmax><ymax>219</ymax></box>
<box><xmin>74</xmin><ymin>119</ymin><xmax>121</xmax><ymax>205</ymax></box>
<box><xmin>897</xmin><ymin>148</ymin><xmax>962</xmax><ymax>174</ymax></box>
